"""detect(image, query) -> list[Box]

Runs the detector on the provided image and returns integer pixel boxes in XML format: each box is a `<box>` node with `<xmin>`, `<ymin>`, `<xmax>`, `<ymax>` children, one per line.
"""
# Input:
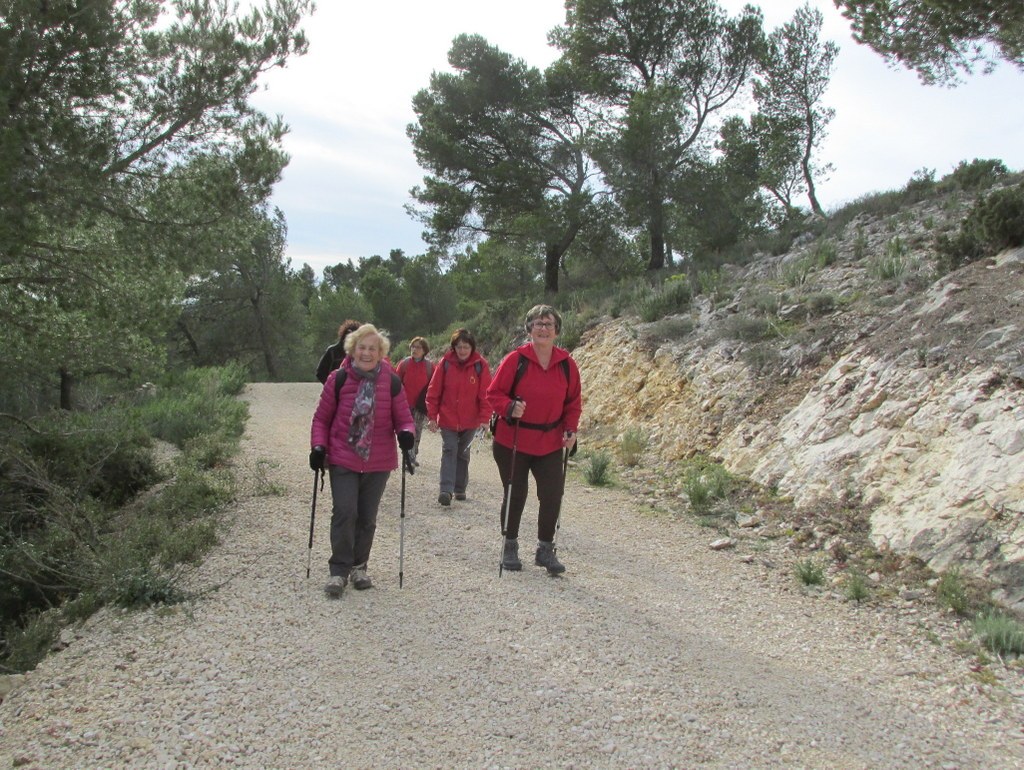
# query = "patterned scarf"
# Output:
<box><xmin>347</xmin><ymin>363</ymin><xmax>379</xmax><ymax>460</ymax></box>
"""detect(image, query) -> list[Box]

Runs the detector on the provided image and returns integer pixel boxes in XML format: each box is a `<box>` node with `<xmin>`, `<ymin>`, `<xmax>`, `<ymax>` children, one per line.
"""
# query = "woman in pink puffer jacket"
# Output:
<box><xmin>310</xmin><ymin>324</ymin><xmax>415</xmax><ymax>597</ymax></box>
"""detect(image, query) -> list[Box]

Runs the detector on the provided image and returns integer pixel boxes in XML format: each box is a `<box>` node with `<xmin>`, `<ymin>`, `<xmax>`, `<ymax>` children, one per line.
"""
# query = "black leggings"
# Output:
<box><xmin>492</xmin><ymin>442</ymin><xmax>565</xmax><ymax>542</ymax></box>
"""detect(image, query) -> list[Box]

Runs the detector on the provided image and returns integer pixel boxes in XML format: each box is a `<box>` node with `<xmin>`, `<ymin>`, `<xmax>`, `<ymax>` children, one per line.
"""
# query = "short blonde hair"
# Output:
<box><xmin>344</xmin><ymin>323</ymin><xmax>391</xmax><ymax>358</ymax></box>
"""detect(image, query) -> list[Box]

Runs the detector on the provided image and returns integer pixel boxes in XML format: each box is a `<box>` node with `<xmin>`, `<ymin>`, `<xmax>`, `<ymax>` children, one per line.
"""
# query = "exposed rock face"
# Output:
<box><xmin>574</xmin><ymin>243</ymin><xmax>1024</xmax><ymax>610</ymax></box>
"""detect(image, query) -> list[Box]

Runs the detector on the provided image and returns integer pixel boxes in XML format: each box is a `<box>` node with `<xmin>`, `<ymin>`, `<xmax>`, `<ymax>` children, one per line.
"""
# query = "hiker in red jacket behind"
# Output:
<box><xmin>487</xmin><ymin>304</ymin><xmax>581</xmax><ymax>575</ymax></box>
<box><xmin>426</xmin><ymin>328</ymin><xmax>491</xmax><ymax>506</ymax></box>
<box><xmin>395</xmin><ymin>336</ymin><xmax>433</xmax><ymax>466</ymax></box>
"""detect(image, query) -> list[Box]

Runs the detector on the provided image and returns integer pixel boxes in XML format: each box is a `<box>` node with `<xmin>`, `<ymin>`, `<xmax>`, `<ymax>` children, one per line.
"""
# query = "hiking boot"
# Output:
<box><xmin>351</xmin><ymin>564</ymin><xmax>372</xmax><ymax>590</ymax></box>
<box><xmin>438</xmin><ymin>492</ymin><xmax>452</xmax><ymax>506</ymax></box>
<box><xmin>324</xmin><ymin>575</ymin><xmax>347</xmax><ymax>598</ymax></box>
<box><xmin>535</xmin><ymin>541</ymin><xmax>565</xmax><ymax>575</ymax></box>
<box><xmin>501</xmin><ymin>538</ymin><xmax>522</xmax><ymax>571</ymax></box>
<box><xmin>454</xmin><ymin>492</ymin><xmax>467</xmax><ymax>501</ymax></box>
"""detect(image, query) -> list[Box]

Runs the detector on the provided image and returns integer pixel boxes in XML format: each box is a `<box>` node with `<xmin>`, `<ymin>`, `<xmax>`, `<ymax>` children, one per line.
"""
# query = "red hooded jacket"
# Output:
<box><xmin>426</xmin><ymin>349</ymin><xmax>491</xmax><ymax>432</ymax></box>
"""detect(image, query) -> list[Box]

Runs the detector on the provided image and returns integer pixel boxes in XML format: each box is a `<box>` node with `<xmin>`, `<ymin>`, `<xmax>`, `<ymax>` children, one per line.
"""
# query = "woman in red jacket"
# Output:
<box><xmin>426</xmin><ymin>328</ymin><xmax>491</xmax><ymax>506</ymax></box>
<box><xmin>487</xmin><ymin>305</ymin><xmax>581</xmax><ymax>574</ymax></box>
<box><xmin>395</xmin><ymin>336</ymin><xmax>433</xmax><ymax>466</ymax></box>
<box><xmin>310</xmin><ymin>324</ymin><xmax>416</xmax><ymax>597</ymax></box>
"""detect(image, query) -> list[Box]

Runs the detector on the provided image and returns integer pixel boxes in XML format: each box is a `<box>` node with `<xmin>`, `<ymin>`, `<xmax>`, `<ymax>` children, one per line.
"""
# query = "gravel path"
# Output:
<box><xmin>2</xmin><ymin>382</ymin><xmax>1022</xmax><ymax>769</ymax></box>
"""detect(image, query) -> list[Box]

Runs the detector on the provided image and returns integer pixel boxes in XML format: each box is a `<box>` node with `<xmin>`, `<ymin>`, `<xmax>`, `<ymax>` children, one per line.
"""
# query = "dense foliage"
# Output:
<box><xmin>835</xmin><ymin>0</ymin><xmax>1024</xmax><ymax>84</ymax></box>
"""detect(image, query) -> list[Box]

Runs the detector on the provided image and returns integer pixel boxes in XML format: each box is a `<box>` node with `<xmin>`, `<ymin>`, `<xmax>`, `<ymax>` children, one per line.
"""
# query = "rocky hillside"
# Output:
<box><xmin>573</xmin><ymin>185</ymin><xmax>1024</xmax><ymax>612</ymax></box>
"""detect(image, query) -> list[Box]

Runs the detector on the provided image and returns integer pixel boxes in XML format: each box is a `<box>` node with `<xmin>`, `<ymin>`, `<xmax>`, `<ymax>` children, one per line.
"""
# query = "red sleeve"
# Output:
<box><xmin>485</xmin><ymin>353</ymin><xmax>518</xmax><ymax>422</ymax></box>
<box><xmin>476</xmin><ymin>360</ymin><xmax>493</xmax><ymax>426</ymax></box>
<box><xmin>425</xmin><ymin>362</ymin><xmax>443</xmax><ymax>422</ymax></box>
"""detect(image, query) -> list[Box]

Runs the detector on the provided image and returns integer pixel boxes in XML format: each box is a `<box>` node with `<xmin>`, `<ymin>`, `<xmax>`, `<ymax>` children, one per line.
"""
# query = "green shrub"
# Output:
<box><xmin>804</xmin><ymin>292</ymin><xmax>837</xmax><ymax>317</ymax></box>
<box><xmin>779</xmin><ymin>256</ymin><xmax>814</xmax><ymax>287</ymax></box>
<box><xmin>636</xmin><ymin>278</ymin><xmax>692</xmax><ymax>322</ymax></box>
<box><xmin>638</xmin><ymin>317</ymin><xmax>694</xmax><ymax>347</ymax></box>
<box><xmin>584</xmin><ymin>452</ymin><xmax>613</xmax><ymax>486</ymax></box>
<box><xmin>720</xmin><ymin>314</ymin><xmax>772</xmax><ymax>342</ymax></box>
<box><xmin>869</xmin><ymin>237</ymin><xmax>911</xmax><ymax>280</ymax></box>
<box><xmin>852</xmin><ymin>227</ymin><xmax>868</xmax><ymax>261</ymax></box>
<box><xmin>903</xmin><ymin>168</ymin><xmax>936</xmax><ymax>199</ymax></box>
<box><xmin>697</xmin><ymin>269</ymin><xmax>729</xmax><ymax>302</ymax></box>
<box><xmin>844</xmin><ymin>571</ymin><xmax>870</xmax><ymax>603</ymax></box>
<box><xmin>681</xmin><ymin>459</ymin><xmax>731</xmax><ymax>512</ymax></box>
<box><xmin>137</xmin><ymin>392</ymin><xmax>248</xmax><ymax>448</ymax></box>
<box><xmin>1</xmin><ymin>365</ymin><xmax>247</xmax><ymax>674</ymax></box>
<box><xmin>618</xmin><ymin>428</ymin><xmax>647</xmax><ymax>467</ymax></box>
<box><xmin>936</xmin><ymin>567</ymin><xmax>970</xmax><ymax>615</ymax></box>
<box><xmin>811</xmin><ymin>239</ymin><xmax>837</xmax><ymax>267</ymax></box>
<box><xmin>164</xmin><ymin>362</ymin><xmax>249</xmax><ymax>398</ymax></box>
<box><xmin>741</xmin><ymin>343</ymin><xmax>780</xmax><ymax>375</ymax></box>
<box><xmin>795</xmin><ymin>558</ymin><xmax>825</xmax><ymax>586</ymax></box>
<box><xmin>745</xmin><ymin>290</ymin><xmax>785</xmax><ymax>317</ymax></box>
<box><xmin>22</xmin><ymin>410</ymin><xmax>159</xmax><ymax>507</ymax></box>
<box><xmin>973</xmin><ymin>612</ymin><xmax>1024</xmax><ymax>656</ymax></box>
<box><xmin>940</xmin><ymin>158</ymin><xmax>1008</xmax><ymax>192</ymax></box>
<box><xmin>936</xmin><ymin>183</ymin><xmax>1024</xmax><ymax>272</ymax></box>
<box><xmin>1</xmin><ymin>609</ymin><xmax>62</xmax><ymax>673</ymax></box>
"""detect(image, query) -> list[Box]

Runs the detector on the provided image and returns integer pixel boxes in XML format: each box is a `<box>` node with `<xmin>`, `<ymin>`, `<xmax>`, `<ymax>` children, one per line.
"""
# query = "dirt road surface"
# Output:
<box><xmin>1</xmin><ymin>382</ymin><xmax>1021</xmax><ymax>768</ymax></box>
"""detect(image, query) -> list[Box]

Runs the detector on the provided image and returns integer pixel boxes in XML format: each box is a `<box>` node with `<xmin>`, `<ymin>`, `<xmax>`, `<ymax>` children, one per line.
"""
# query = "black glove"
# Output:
<box><xmin>309</xmin><ymin>445</ymin><xmax>326</xmax><ymax>471</ymax></box>
<box><xmin>397</xmin><ymin>431</ymin><xmax>415</xmax><ymax>450</ymax></box>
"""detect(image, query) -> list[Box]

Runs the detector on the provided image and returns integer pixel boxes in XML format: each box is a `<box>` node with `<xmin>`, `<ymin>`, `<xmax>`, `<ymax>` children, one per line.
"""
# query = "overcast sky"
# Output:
<box><xmin>248</xmin><ymin>0</ymin><xmax>1024</xmax><ymax>277</ymax></box>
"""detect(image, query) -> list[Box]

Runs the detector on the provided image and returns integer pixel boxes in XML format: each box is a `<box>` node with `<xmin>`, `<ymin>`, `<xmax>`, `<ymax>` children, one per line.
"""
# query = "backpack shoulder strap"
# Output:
<box><xmin>336</xmin><ymin>368</ymin><xmax>400</xmax><ymax>399</ymax></box>
<box><xmin>510</xmin><ymin>352</ymin><xmax>529</xmax><ymax>398</ymax></box>
<box><xmin>474</xmin><ymin>360</ymin><xmax>483</xmax><ymax>376</ymax></box>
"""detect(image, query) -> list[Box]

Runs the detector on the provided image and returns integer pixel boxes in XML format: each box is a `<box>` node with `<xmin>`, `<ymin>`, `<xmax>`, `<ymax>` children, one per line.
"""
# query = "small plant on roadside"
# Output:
<box><xmin>618</xmin><ymin>428</ymin><xmax>648</xmax><ymax>467</ymax></box>
<box><xmin>795</xmin><ymin>558</ymin><xmax>825</xmax><ymax>586</ymax></box>
<box><xmin>936</xmin><ymin>567</ymin><xmax>970</xmax><ymax>615</ymax></box>
<box><xmin>251</xmin><ymin>458</ymin><xmax>285</xmax><ymax>496</ymax></box>
<box><xmin>584</xmin><ymin>452</ymin><xmax>613</xmax><ymax>486</ymax></box>
<box><xmin>973</xmin><ymin>612</ymin><xmax>1024</xmax><ymax>657</ymax></box>
<box><xmin>681</xmin><ymin>459</ymin><xmax>732</xmax><ymax>512</ymax></box>
<box><xmin>844</xmin><ymin>571</ymin><xmax>870</xmax><ymax>603</ymax></box>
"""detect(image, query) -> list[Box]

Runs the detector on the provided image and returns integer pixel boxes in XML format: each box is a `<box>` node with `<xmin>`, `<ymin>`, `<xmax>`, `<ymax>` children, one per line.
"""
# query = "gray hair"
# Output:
<box><xmin>524</xmin><ymin>304</ymin><xmax>562</xmax><ymax>333</ymax></box>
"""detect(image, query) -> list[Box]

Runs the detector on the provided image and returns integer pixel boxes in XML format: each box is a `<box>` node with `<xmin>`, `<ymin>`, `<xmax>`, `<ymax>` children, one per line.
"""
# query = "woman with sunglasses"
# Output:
<box><xmin>486</xmin><ymin>305</ymin><xmax>582</xmax><ymax>575</ymax></box>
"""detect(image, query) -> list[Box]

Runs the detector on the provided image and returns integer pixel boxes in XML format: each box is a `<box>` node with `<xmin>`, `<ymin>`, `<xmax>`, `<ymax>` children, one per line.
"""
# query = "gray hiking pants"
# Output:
<box><xmin>439</xmin><ymin>428</ymin><xmax>475</xmax><ymax>495</ymax></box>
<box><xmin>327</xmin><ymin>466</ymin><xmax>390</xmax><ymax>577</ymax></box>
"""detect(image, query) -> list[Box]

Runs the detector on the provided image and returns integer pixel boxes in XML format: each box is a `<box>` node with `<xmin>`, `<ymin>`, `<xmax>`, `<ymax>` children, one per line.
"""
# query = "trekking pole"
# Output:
<box><xmin>498</xmin><ymin>420</ymin><xmax>520</xmax><ymax>577</ymax></box>
<box><xmin>306</xmin><ymin>469</ymin><xmax>323</xmax><ymax>579</ymax></box>
<box><xmin>553</xmin><ymin>446</ymin><xmax>570</xmax><ymax>544</ymax></box>
<box><xmin>400</xmin><ymin>449</ymin><xmax>407</xmax><ymax>588</ymax></box>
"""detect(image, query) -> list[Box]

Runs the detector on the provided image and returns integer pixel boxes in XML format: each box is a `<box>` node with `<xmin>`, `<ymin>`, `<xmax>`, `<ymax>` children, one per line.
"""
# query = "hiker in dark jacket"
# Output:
<box><xmin>486</xmin><ymin>304</ymin><xmax>581</xmax><ymax>574</ymax></box>
<box><xmin>426</xmin><ymin>328</ymin><xmax>491</xmax><ymax>506</ymax></box>
<box><xmin>395</xmin><ymin>336</ymin><xmax>433</xmax><ymax>466</ymax></box>
<box><xmin>315</xmin><ymin>319</ymin><xmax>361</xmax><ymax>384</ymax></box>
<box><xmin>310</xmin><ymin>324</ymin><xmax>416</xmax><ymax>597</ymax></box>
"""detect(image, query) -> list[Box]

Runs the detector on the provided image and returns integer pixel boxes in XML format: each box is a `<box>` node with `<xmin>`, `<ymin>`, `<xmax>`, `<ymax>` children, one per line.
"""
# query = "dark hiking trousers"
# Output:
<box><xmin>327</xmin><ymin>466</ymin><xmax>390</xmax><ymax>577</ymax></box>
<box><xmin>492</xmin><ymin>443</ymin><xmax>564</xmax><ymax>542</ymax></box>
